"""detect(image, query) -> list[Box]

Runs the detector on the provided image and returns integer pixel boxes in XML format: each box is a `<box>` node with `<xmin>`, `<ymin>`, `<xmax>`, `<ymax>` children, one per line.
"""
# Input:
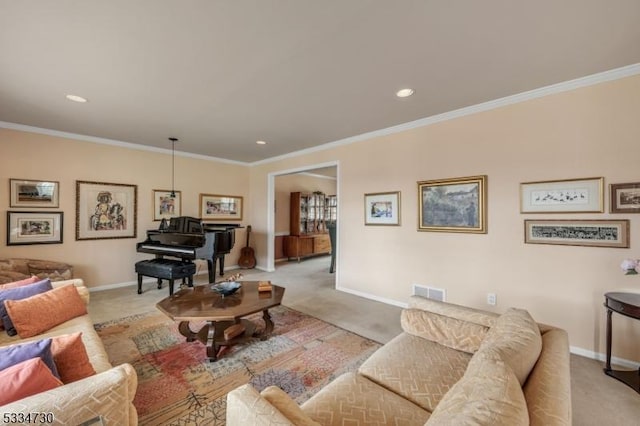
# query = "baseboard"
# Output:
<box><xmin>335</xmin><ymin>285</ymin><xmax>409</xmax><ymax>309</ymax></box>
<box><xmin>570</xmin><ymin>346</ymin><xmax>640</xmax><ymax>369</ymax></box>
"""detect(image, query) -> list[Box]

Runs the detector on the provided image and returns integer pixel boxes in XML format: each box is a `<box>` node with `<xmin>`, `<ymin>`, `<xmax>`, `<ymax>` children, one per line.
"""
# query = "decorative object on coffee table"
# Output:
<box><xmin>211</xmin><ymin>281</ymin><xmax>241</xmax><ymax>297</ymax></box>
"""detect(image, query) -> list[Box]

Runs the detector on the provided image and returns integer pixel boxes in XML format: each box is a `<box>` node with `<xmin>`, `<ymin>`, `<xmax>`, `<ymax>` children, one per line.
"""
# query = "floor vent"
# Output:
<box><xmin>412</xmin><ymin>284</ymin><xmax>446</xmax><ymax>302</ymax></box>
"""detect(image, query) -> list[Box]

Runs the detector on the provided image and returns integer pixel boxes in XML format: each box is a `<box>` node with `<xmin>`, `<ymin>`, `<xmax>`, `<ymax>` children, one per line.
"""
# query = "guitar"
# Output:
<box><xmin>238</xmin><ymin>225</ymin><xmax>256</xmax><ymax>269</ymax></box>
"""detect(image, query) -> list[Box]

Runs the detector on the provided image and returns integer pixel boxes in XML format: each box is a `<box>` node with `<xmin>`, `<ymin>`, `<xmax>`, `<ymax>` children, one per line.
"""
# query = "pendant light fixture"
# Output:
<box><xmin>169</xmin><ymin>137</ymin><xmax>178</xmax><ymax>198</ymax></box>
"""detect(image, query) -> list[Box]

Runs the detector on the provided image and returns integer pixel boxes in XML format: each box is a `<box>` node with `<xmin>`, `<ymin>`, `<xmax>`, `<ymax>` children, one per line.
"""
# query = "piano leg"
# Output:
<box><xmin>207</xmin><ymin>259</ymin><xmax>215</xmax><ymax>283</ymax></box>
<box><xmin>218</xmin><ymin>255</ymin><xmax>225</xmax><ymax>277</ymax></box>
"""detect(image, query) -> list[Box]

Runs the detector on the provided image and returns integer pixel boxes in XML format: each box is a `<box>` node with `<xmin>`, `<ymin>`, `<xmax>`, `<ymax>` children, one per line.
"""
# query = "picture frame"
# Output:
<box><xmin>418</xmin><ymin>175</ymin><xmax>487</xmax><ymax>233</ymax></box>
<box><xmin>524</xmin><ymin>219</ymin><xmax>629</xmax><ymax>248</ymax></box>
<box><xmin>609</xmin><ymin>182</ymin><xmax>640</xmax><ymax>213</ymax></box>
<box><xmin>76</xmin><ymin>180</ymin><xmax>137</xmax><ymax>240</ymax></box>
<box><xmin>7</xmin><ymin>211</ymin><xmax>63</xmax><ymax>245</ymax></box>
<box><xmin>520</xmin><ymin>177</ymin><xmax>604</xmax><ymax>213</ymax></box>
<box><xmin>199</xmin><ymin>194</ymin><xmax>243</xmax><ymax>221</ymax></box>
<box><xmin>152</xmin><ymin>189</ymin><xmax>182</xmax><ymax>221</ymax></box>
<box><xmin>9</xmin><ymin>179</ymin><xmax>59</xmax><ymax>208</ymax></box>
<box><xmin>364</xmin><ymin>191</ymin><xmax>401</xmax><ymax>226</ymax></box>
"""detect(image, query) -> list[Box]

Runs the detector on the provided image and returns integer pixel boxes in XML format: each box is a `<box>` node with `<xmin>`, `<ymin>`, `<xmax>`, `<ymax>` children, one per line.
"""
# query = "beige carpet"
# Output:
<box><xmin>89</xmin><ymin>256</ymin><xmax>640</xmax><ymax>425</ymax></box>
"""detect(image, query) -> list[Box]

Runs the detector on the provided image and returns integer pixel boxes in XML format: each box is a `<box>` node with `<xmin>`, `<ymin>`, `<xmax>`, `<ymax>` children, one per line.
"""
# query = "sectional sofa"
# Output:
<box><xmin>227</xmin><ymin>296</ymin><xmax>572</xmax><ymax>425</ymax></box>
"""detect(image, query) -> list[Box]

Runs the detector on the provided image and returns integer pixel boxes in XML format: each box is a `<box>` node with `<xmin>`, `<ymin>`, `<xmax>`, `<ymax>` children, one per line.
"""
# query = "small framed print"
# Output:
<box><xmin>520</xmin><ymin>177</ymin><xmax>604</xmax><ymax>213</ymax></box>
<box><xmin>524</xmin><ymin>219</ymin><xmax>629</xmax><ymax>248</ymax></box>
<box><xmin>152</xmin><ymin>190</ymin><xmax>182</xmax><ymax>221</ymax></box>
<box><xmin>76</xmin><ymin>180</ymin><xmax>137</xmax><ymax>240</ymax></box>
<box><xmin>610</xmin><ymin>182</ymin><xmax>640</xmax><ymax>213</ymax></box>
<box><xmin>199</xmin><ymin>194</ymin><xmax>243</xmax><ymax>221</ymax></box>
<box><xmin>364</xmin><ymin>191</ymin><xmax>401</xmax><ymax>226</ymax></box>
<box><xmin>10</xmin><ymin>179</ymin><xmax>59</xmax><ymax>208</ymax></box>
<box><xmin>7</xmin><ymin>211</ymin><xmax>63</xmax><ymax>245</ymax></box>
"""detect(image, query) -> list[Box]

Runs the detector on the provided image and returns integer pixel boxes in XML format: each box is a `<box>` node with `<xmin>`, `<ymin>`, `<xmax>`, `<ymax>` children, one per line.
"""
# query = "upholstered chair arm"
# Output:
<box><xmin>51</xmin><ymin>278</ymin><xmax>89</xmax><ymax>305</ymax></box>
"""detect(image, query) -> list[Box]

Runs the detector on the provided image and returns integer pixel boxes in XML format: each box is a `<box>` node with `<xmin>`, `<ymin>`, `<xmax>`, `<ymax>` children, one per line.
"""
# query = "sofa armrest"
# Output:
<box><xmin>51</xmin><ymin>278</ymin><xmax>89</xmax><ymax>305</ymax></box>
<box><xmin>0</xmin><ymin>363</ymin><xmax>137</xmax><ymax>426</ymax></box>
<box><xmin>227</xmin><ymin>384</ymin><xmax>313</xmax><ymax>426</ymax></box>
<box><xmin>408</xmin><ymin>296</ymin><xmax>499</xmax><ymax>327</ymax></box>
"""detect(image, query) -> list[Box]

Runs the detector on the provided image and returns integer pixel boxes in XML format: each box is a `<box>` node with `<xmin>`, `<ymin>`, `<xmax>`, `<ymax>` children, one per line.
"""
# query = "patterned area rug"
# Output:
<box><xmin>95</xmin><ymin>306</ymin><xmax>381</xmax><ymax>425</ymax></box>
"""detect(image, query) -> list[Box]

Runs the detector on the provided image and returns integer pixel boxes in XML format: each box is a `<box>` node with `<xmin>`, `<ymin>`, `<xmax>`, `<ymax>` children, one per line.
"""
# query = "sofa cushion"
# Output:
<box><xmin>5</xmin><ymin>284</ymin><xmax>87</xmax><ymax>338</ymax></box>
<box><xmin>51</xmin><ymin>332</ymin><xmax>97</xmax><ymax>383</ymax></box>
<box><xmin>358</xmin><ymin>332</ymin><xmax>471</xmax><ymax>412</ymax></box>
<box><xmin>426</xmin><ymin>356</ymin><xmax>528</xmax><ymax>426</ymax></box>
<box><xmin>408</xmin><ymin>296</ymin><xmax>499</xmax><ymax>327</ymax></box>
<box><xmin>473</xmin><ymin>307</ymin><xmax>542</xmax><ymax>386</ymax></box>
<box><xmin>0</xmin><ymin>278</ymin><xmax>53</xmax><ymax>335</ymax></box>
<box><xmin>261</xmin><ymin>386</ymin><xmax>321</xmax><ymax>426</ymax></box>
<box><xmin>401</xmin><ymin>308</ymin><xmax>489</xmax><ymax>353</ymax></box>
<box><xmin>0</xmin><ymin>357</ymin><xmax>63</xmax><ymax>406</ymax></box>
<box><xmin>0</xmin><ymin>338</ymin><xmax>59</xmax><ymax>379</ymax></box>
<box><xmin>301</xmin><ymin>372</ymin><xmax>431</xmax><ymax>426</ymax></box>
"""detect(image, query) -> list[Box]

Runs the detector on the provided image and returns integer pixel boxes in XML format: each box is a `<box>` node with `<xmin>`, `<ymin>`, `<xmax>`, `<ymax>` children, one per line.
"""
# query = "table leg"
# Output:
<box><xmin>605</xmin><ymin>308</ymin><xmax>613</xmax><ymax>371</ymax></box>
<box><xmin>259</xmin><ymin>309</ymin><xmax>274</xmax><ymax>341</ymax></box>
<box><xmin>178</xmin><ymin>321</ymin><xmax>197</xmax><ymax>342</ymax></box>
<box><xmin>206</xmin><ymin>321</ymin><xmax>218</xmax><ymax>362</ymax></box>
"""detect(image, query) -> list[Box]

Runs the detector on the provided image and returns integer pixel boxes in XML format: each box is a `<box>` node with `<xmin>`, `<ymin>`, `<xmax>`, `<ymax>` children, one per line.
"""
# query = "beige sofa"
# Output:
<box><xmin>0</xmin><ymin>279</ymin><xmax>138</xmax><ymax>426</ymax></box>
<box><xmin>0</xmin><ymin>257</ymin><xmax>73</xmax><ymax>284</ymax></box>
<box><xmin>227</xmin><ymin>296</ymin><xmax>571</xmax><ymax>425</ymax></box>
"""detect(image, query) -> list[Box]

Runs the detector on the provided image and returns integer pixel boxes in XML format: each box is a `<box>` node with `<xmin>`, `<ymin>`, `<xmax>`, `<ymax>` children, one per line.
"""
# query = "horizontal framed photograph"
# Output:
<box><xmin>76</xmin><ymin>180</ymin><xmax>137</xmax><ymax>240</ymax></box>
<box><xmin>364</xmin><ymin>191</ymin><xmax>401</xmax><ymax>226</ymax></box>
<box><xmin>524</xmin><ymin>219</ymin><xmax>629</xmax><ymax>248</ymax></box>
<box><xmin>418</xmin><ymin>175</ymin><xmax>487</xmax><ymax>233</ymax></box>
<box><xmin>152</xmin><ymin>189</ymin><xmax>182</xmax><ymax>221</ymax></box>
<box><xmin>610</xmin><ymin>182</ymin><xmax>640</xmax><ymax>213</ymax></box>
<box><xmin>520</xmin><ymin>177</ymin><xmax>604</xmax><ymax>213</ymax></box>
<box><xmin>9</xmin><ymin>178</ymin><xmax>59</xmax><ymax>208</ymax></box>
<box><xmin>199</xmin><ymin>194</ymin><xmax>243</xmax><ymax>221</ymax></box>
<box><xmin>7</xmin><ymin>211</ymin><xmax>63</xmax><ymax>245</ymax></box>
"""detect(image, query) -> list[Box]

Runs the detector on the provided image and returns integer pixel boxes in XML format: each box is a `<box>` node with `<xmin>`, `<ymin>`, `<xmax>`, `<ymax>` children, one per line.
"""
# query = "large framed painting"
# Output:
<box><xmin>152</xmin><ymin>189</ymin><xmax>182</xmax><ymax>221</ymax></box>
<box><xmin>364</xmin><ymin>191</ymin><xmax>401</xmax><ymax>226</ymax></box>
<box><xmin>418</xmin><ymin>175</ymin><xmax>487</xmax><ymax>233</ymax></box>
<box><xmin>610</xmin><ymin>182</ymin><xmax>640</xmax><ymax>213</ymax></box>
<box><xmin>520</xmin><ymin>177</ymin><xmax>604</xmax><ymax>213</ymax></box>
<box><xmin>199</xmin><ymin>194</ymin><xmax>243</xmax><ymax>221</ymax></box>
<box><xmin>6</xmin><ymin>211</ymin><xmax>63</xmax><ymax>245</ymax></box>
<box><xmin>9</xmin><ymin>178</ymin><xmax>59</xmax><ymax>208</ymax></box>
<box><xmin>524</xmin><ymin>219</ymin><xmax>629</xmax><ymax>248</ymax></box>
<box><xmin>76</xmin><ymin>180</ymin><xmax>137</xmax><ymax>240</ymax></box>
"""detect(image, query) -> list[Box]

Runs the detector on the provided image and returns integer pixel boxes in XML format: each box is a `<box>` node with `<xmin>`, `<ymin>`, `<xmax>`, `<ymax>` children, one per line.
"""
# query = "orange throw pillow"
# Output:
<box><xmin>51</xmin><ymin>332</ymin><xmax>96</xmax><ymax>383</ymax></box>
<box><xmin>0</xmin><ymin>357</ymin><xmax>63</xmax><ymax>405</ymax></box>
<box><xmin>0</xmin><ymin>275</ymin><xmax>40</xmax><ymax>290</ymax></box>
<box><xmin>4</xmin><ymin>284</ymin><xmax>87</xmax><ymax>338</ymax></box>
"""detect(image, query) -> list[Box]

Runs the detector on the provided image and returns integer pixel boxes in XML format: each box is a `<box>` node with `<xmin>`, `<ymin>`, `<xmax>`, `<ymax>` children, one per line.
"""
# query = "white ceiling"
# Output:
<box><xmin>1</xmin><ymin>1</ymin><xmax>639</xmax><ymax>163</ymax></box>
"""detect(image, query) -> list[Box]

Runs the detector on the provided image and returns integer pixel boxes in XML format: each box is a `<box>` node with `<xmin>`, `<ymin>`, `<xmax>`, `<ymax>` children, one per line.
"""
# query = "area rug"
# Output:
<box><xmin>94</xmin><ymin>306</ymin><xmax>381</xmax><ymax>425</ymax></box>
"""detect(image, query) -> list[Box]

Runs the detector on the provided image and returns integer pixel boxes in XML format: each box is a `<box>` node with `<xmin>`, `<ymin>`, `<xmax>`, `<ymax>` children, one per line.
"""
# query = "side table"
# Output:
<box><xmin>603</xmin><ymin>292</ymin><xmax>640</xmax><ymax>394</ymax></box>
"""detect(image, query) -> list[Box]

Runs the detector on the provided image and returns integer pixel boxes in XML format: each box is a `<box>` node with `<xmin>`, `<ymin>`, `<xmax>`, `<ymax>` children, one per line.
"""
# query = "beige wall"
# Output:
<box><xmin>249</xmin><ymin>74</ymin><xmax>640</xmax><ymax>362</ymax></box>
<box><xmin>0</xmin><ymin>129</ymin><xmax>250</xmax><ymax>287</ymax></box>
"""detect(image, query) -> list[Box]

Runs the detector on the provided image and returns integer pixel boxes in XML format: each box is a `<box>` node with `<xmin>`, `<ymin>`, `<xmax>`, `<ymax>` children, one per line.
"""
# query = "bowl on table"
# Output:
<box><xmin>211</xmin><ymin>281</ymin><xmax>242</xmax><ymax>297</ymax></box>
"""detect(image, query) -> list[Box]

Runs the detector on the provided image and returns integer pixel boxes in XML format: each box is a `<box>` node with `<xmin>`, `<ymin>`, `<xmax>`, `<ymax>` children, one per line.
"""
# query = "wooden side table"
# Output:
<box><xmin>604</xmin><ymin>292</ymin><xmax>640</xmax><ymax>393</ymax></box>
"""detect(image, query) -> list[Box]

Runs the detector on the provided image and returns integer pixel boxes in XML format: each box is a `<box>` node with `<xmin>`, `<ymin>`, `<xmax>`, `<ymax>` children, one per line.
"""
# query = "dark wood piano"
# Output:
<box><xmin>136</xmin><ymin>216</ymin><xmax>241</xmax><ymax>283</ymax></box>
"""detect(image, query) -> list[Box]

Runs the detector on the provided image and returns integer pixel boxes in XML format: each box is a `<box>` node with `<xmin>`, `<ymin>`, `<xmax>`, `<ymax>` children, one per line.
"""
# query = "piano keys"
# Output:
<box><xmin>137</xmin><ymin>216</ymin><xmax>241</xmax><ymax>283</ymax></box>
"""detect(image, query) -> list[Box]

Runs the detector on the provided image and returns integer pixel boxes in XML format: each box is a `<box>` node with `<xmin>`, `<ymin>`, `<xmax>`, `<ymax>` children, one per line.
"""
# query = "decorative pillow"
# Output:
<box><xmin>401</xmin><ymin>308</ymin><xmax>489</xmax><ymax>353</ymax></box>
<box><xmin>0</xmin><ymin>358</ymin><xmax>63</xmax><ymax>406</ymax></box>
<box><xmin>0</xmin><ymin>338</ymin><xmax>59</xmax><ymax>379</ymax></box>
<box><xmin>51</xmin><ymin>332</ymin><xmax>96</xmax><ymax>383</ymax></box>
<box><xmin>0</xmin><ymin>279</ymin><xmax>53</xmax><ymax>335</ymax></box>
<box><xmin>426</xmin><ymin>356</ymin><xmax>529</xmax><ymax>426</ymax></box>
<box><xmin>0</xmin><ymin>275</ymin><xmax>40</xmax><ymax>290</ymax></box>
<box><xmin>472</xmin><ymin>307</ymin><xmax>542</xmax><ymax>386</ymax></box>
<box><xmin>4</xmin><ymin>284</ymin><xmax>87</xmax><ymax>338</ymax></box>
<box><xmin>261</xmin><ymin>386</ymin><xmax>321</xmax><ymax>426</ymax></box>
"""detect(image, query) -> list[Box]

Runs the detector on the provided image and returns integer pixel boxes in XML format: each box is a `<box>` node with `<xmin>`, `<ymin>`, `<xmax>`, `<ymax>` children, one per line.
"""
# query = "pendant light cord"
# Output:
<box><xmin>169</xmin><ymin>137</ymin><xmax>178</xmax><ymax>198</ymax></box>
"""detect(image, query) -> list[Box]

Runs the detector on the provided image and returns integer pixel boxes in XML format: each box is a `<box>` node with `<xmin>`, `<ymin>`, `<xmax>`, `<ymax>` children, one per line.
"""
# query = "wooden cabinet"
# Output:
<box><xmin>285</xmin><ymin>192</ymin><xmax>335</xmax><ymax>261</ymax></box>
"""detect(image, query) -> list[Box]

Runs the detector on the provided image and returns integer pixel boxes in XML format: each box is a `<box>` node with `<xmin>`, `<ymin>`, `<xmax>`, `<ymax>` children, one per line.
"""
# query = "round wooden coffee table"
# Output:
<box><xmin>156</xmin><ymin>281</ymin><xmax>285</xmax><ymax>361</ymax></box>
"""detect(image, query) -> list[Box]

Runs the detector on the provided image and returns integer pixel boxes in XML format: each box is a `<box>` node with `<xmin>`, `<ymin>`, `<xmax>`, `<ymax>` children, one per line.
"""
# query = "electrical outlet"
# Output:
<box><xmin>487</xmin><ymin>293</ymin><xmax>497</xmax><ymax>306</ymax></box>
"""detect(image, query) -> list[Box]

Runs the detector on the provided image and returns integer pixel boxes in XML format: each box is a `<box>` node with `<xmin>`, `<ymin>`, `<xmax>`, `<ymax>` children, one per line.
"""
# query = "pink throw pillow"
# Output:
<box><xmin>0</xmin><ymin>276</ymin><xmax>40</xmax><ymax>290</ymax></box>
<box><xmin>0</xmin><ymin>357</ymin><xmax>63</xmax><ymax>405</ymax></box>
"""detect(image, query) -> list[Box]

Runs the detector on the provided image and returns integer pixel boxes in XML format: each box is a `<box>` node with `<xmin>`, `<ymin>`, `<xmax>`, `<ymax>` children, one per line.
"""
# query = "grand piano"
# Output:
<box><xmin>137</xmin><ymin>216</ymin><xmax>241</xmax><ymax>283</ymax></box>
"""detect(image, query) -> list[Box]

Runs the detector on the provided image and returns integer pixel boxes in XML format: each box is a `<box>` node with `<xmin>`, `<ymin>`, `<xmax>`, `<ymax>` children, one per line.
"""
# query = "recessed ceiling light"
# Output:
<box><xmin>396</xmin><ymin>88</ymin><xmax>415</xmax><ymax>98</ymax></box>
<box><xmin>65</xmin><ymin>94</ymin><xmax>88</xmax><ymax>103</ymax></box>
<box><xmin>256</xmin><ymin>140</ymin><xmax>267</xmax><ymax>145</ymax></box>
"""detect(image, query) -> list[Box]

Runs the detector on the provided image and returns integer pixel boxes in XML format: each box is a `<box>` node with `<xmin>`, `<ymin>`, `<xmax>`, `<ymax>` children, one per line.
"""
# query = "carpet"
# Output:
<box><xmin>94</xmin><ymin>306</ymin><xmax>382</xmax><ymax>425</ymax></box>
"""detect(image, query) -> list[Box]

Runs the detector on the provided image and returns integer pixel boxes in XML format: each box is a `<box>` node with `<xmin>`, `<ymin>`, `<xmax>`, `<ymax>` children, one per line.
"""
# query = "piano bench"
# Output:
<box><xmin>135</xmin><ymin>259</ymin><xmax>197</xmax><ymax>296</ymax></box>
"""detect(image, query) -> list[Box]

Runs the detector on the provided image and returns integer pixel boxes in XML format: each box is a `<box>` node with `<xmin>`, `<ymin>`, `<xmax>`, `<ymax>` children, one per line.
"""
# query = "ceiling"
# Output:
<box><xmin>1</xmin><ymin>1</ymin><xmax>639</xmax><ymax>164</ymax></box>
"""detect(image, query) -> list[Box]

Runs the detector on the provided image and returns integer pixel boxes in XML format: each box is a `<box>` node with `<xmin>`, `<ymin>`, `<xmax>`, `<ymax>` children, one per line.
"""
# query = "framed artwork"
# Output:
<box><xmin>9</xmin><ymin>179</ymin><xmax>59</xmax><ymax>208</ymax></box>
<box><xmin>76</xmin><ymin>180</ymin><xmax>137</xmax><ymax>240</ymax></box>
<box><xmin>364</xmin><ymin>191</ymin><xmax>401</xmax><ymax>226</ymax></box>
<box><xmin>418</xmin><ymin>175</ymin><xmax>487</xmax><ymax>233</ymax></box>
<box><xmin>520</xmin><ymin>177</ymin><xmax>604</xmax><ymax>213</ymax></box>
<box><xmin>152</xmin><ymin>189</ymin><xmax>182</xmax><ymax>221</ymax></box>
<box><xmin>7</xmin><ymin>211</ymin><xmax>63</xmax><ymax>245</ymax></box>
<box><xmin>524</xmin><ymin>219</ymin><xmax>629</xmax><ymax>248</ymax></box>
<box><xmin>610</xmin><ymin>182</ymin><xmax>640</xmax><ymax>213</ymax></box>
<box><xmin>199</xmin><ymin>194</ymin><xmax>243</xmax><ymax>221</ymax></box>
